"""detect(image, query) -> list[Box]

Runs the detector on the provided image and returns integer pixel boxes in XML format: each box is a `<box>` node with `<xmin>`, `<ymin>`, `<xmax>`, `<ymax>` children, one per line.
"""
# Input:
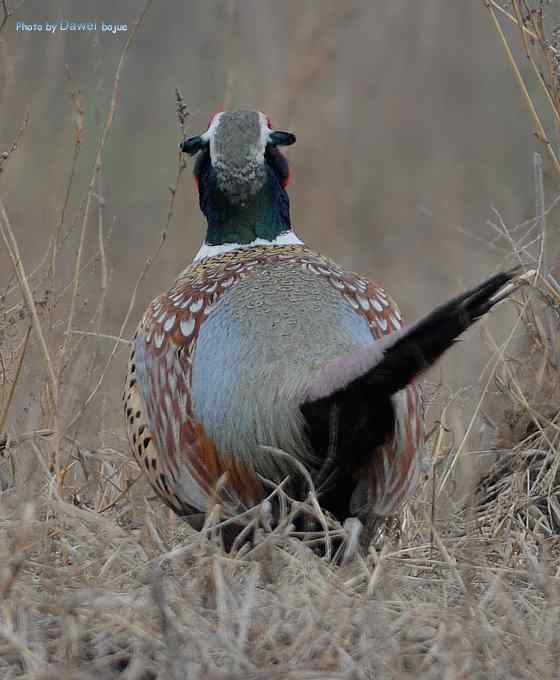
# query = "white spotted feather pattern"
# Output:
<box><xmin>123</xmin><ymin>243</ymin><xmax>424</xmax><ymax>517</ymax></box>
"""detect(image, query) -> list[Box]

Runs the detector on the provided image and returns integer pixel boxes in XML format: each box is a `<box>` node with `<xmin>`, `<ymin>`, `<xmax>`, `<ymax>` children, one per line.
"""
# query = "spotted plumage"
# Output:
<box><xmin>124</xmin><ymin>110</ymin><xmax>518</xmax><ymax>531</ymax></box>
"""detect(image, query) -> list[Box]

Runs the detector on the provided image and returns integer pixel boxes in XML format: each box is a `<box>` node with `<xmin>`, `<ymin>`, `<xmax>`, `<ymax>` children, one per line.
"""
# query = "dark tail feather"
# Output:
<box><xmin>301</xmin><ymin>268</ymin><xmax>521</xmax><ymax>521</ymax></box>
<box><xmin>358</xmin><ymin>267</ymin><xmax>520</xmax><ymax>397</ymax></box>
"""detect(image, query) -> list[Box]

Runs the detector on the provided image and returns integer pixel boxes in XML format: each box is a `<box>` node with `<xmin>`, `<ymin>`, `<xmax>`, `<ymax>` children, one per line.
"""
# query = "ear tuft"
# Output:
<box><xmin>180</xmin><ymin>136</ymin><xmax>207</xmax><ymax>156</ymax></box>
<box><xmin>269</xmin><ymin>131</ymin><xmax>296</xmax><ymax>147</ymax></box>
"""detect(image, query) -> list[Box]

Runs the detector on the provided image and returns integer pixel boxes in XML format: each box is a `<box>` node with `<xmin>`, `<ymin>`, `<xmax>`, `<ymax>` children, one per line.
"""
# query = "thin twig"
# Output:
<box><xmin>58</xmin><ymin>0</ymin><xmax>153</xmax><ymax>450</ymax></box>
<box><xmin>49</xmin><ymin>68</ymin><xmax>84</xmax><ymax>302</ymax></box>
<box><xmin>68</xmin><ymin>68</ymin><xmax>185</xmax><ymax>431</ymax></box>
<box><xmin>438</xmin><ymin>295</ymin><xmax>531</xmax><ymax>496</ymax></box>
<box><xmin>98</xmin><ymin>474</ymin><xmax>141</xmax><ymax>513</ymax></box>
<box><xmin>0</xmin><ymin>324</ymin><xmax>31</xmax><ymax>433</ymax></box>
<box><xmin>162</xmin><ymin>88</ymin><xmax>190</xmax><ymax>239</ymax></box>
<box><xmin>0</xmin><ymin>113</ymin><xmax>29</xmax><ymax>176</ymax></box>
<box><xmin>484</xmin><ymin>0</ymin><xmax>560</xmax><ymax>178</ymax></box>
<box><xmin>59</xmin><ymin>0</ymin><xmax>153</xmax><ymax>375</ymax></box>
<box><xmin>534</xmin><ymin>153</ymin><xmax>547</xmax><ymax>278</ymax></box>
<box><xmin>485</xmin><ymin>0</ymin><xmax>558</xmax><ymax>55</ymax></box>
<box><xmin>66</xmin><ymin>229</ymin><xmax>166</xmax><ymax>431</ymax></box>
<box><xmin>0</xmin><ymin>200</ymin><xmax>58</xmax><ymax>415</ymax></box>
<box><xmin>0</xmin><ymin>0</ymin><xmax>26</xmax><ymax>33</ymax></box>
<box><xmin>511</xmin><ymin>0</ymin><xmax>560</xmax><ymax>126</ymax></box>
<box><xmin>67</xmin><ymin>329</ymin><xmax>132</xmax><ymax>346</ymax></box>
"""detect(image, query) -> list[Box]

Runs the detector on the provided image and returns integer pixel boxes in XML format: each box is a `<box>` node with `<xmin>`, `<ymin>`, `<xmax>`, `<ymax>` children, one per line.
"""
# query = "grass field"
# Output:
<box><xmin>0</xmin><ymin>256</ymin><xmax>558</xmax><ymax>678</ymax></box>
<box><xmin>2</xmin><ymin>1</ymin><xmax>560</xmax><ymax>678</ymax></box>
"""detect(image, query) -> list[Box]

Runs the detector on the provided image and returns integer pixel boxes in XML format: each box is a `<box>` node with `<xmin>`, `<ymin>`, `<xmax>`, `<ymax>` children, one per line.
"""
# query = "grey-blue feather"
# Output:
<box><xmin>190</xmin><ymin>261</ymin><xmax>375</xmax><ymax>478</ymax></box>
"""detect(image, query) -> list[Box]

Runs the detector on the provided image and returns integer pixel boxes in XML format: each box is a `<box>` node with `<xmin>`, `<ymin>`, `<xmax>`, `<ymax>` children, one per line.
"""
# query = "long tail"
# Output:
<box><xmin>301</xmin><ymin>268</ymin><xmax>521</xmax><ymax>519</ymax></box>
<box><xmin>356</xmin><ymin>268</ymin><xmax>520</xmax><ymax>395</ymax></box>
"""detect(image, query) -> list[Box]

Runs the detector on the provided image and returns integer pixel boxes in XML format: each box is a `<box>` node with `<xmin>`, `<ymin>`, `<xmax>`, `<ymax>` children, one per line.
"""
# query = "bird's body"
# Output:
<box><xmin>124</xmin><ymin>110</ymin><xmax>517</xmax><ymax>531</ymax></box>
<box><xmin>125</xmin><ymin>242</ymin><xmax>423</xmax><ymax>522</ymax></box>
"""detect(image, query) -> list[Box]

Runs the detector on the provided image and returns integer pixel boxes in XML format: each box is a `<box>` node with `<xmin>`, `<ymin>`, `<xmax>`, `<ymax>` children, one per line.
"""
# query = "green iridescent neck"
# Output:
<box><xmin>204</xmin><ymin>175</ymin><xmax>291</xmax><ymax>246</ymax></box>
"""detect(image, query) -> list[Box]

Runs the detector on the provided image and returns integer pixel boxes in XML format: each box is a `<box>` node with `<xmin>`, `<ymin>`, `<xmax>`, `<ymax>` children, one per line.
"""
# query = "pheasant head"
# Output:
<box><xmin>181</xmin><ymin>110</ymin><xmax>298</xmax><ymax>257</ymax></box>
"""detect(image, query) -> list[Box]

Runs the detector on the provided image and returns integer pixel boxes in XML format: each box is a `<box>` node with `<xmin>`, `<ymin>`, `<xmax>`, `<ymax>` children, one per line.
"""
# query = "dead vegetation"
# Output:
<box><xmin>0</xmin><ymin>1</ymin><xmax>560</xmax><ymax>678</ymax></box>
<box><xmin>0</xmin><ymin>261</ymin><xmax>558</xmax><ymax>678</ymax></box>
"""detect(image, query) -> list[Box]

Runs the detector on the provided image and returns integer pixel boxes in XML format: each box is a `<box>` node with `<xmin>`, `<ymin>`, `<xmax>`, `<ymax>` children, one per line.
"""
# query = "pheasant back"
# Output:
<box><xmin>123</xmin><ymin>244</ymin><xmax>424</xmax><ymax>519</ymax></box>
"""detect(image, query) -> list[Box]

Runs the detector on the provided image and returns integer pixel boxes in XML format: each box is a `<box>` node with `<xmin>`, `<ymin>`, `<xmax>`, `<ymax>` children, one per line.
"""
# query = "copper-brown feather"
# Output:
<box><xmin>123</xmin><ymin>244</ymin><xmax>422</xmax><ymax>520</ymax></box>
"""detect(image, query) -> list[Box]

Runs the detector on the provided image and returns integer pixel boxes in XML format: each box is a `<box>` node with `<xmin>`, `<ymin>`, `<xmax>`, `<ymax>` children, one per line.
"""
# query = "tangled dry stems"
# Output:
<box><xmin>1</xmin><ymin>2</ymin><xmax>560</xmax><ymax>676</ymax></box>
<box><xmin>0</xmin><ymin>224</ymin><xmax>559</xmax><ymax>678</ymax></box>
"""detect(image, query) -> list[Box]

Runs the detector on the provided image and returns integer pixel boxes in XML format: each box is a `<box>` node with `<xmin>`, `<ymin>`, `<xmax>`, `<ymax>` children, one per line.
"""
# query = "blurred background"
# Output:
<box><xmin>1</xmin><ymin>0</ymin><xmax>559</xmax><ymax>451</ymax></box>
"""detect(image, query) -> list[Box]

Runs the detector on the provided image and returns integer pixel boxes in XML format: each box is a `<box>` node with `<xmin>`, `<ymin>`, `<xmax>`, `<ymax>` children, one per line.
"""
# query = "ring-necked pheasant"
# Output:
<box><xmin>124</xmin><ymin>110</ymin><xmax>518</xmax><ymax>532</ymax></box>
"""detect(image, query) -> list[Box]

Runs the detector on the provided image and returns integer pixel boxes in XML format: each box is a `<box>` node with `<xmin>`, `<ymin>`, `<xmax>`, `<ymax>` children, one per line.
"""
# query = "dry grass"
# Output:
<box><xmin>0</xmin><ymin>263</ymin><xmax>558</xmax><ymax>678</ymax></box>
<box><xmin>485</xmin><ymin>1</ymin><xmax>560</xmax><ymax>180</ymax></box>
<box><xmin>1</xmin><ymin>2</ymin><xmax>560</xmax><ymax>677</ymax></box>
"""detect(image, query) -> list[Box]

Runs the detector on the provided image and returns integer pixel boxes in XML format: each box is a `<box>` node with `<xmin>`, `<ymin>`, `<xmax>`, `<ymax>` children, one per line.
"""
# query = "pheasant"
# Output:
<box><xmin>124</xmin><ymin>110</ymin><xmax>517</xmax><ymax>533</ymax></box>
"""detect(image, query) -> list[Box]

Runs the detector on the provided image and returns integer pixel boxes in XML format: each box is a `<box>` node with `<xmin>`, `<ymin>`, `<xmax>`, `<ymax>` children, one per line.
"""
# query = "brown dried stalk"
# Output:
<box><xmin>0</xmin><ymin>200</ymin><xmax>58</xmax><ymax>416</ymax></box>
<box><xmin>484</xmin><ymin>0</ymin><xmax>560</xmax><ymax>179</ymax></box>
